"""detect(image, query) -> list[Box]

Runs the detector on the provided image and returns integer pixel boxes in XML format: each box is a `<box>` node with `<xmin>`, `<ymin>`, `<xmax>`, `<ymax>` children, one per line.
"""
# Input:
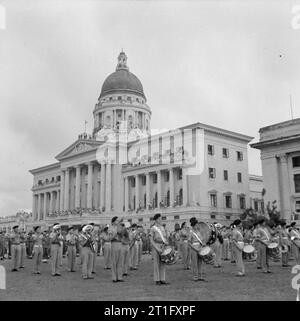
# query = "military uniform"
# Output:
<box><xmin>180</xmin><ymin>227</ymin><xmax>191</xmax><ymax>269</ymax></box>
<box><xmin>231</xmin><ymin>227</ymin><xmax>245</xmax><ymax>276</ymax></box>
<box><xmin>66</xmin><ymin>231</ymin><xmax>77</xmax><ymax>272</ymax></box>
<box><xmin>50</xmin><ymin>227</ymin><xmax>63</xmax><ymax>276</ymax></box>
<box><xmin>290</xmin><ymin>228</ymin><xmax>300</xmax><ymax>265</ymax></box>
<box><xmin>149</xmin><ymin>223</ymin><xmax>167</xmax><ymax>283</ymax></box>
<box><xmin>256</xmin><ymin>226</ymin><xmax>271</xmax><ymax>273</ymax></box>
<box><xmin>19</xmin><ymin>232</ymin><xmax>26</xmax><ymax>268</ymax></box>
<box><xmin>32</xmin><ymin>229</ymin><xmax>43</xmax><ymax>274</ymax></box>
<box><xmin>222</xmin><ymin>229</ymin><xmax>230</xmax><ymax>260</ymax></box>
<box><xmin>10</xmin><ymin>229</ymin><xmax>21</xmax><ymax>271</ymax></box>
<box><xmin>278</xmin><ymin>227</ymin><xmax>290</xmax><ymax>266</ymax></box>
<box><xmin>188</xmin><ymin>228</ymin><xmax>204</xmax><ymax>281</ymax></box>
<box><xmin>0</xmin><ymin>232</ymin><xmax>5</xmax><ymax>260</ymax></box>
<box><xmin>79</xmin><ymin>227</ymin><xmax>94</xmax><ymax>279</ymax></box>
<box><xmin>91</xmin><ymin>229</ymin><xmax>99</xmax><ymax>274</ymax></box>
<box><xmin>109</xmin><ymin>222</ymin><xmax>124</xmax><ymax>282</ymax></box>
<box><xmin>100</xmin><ymin>230</ymin><xmax>111</xmax><ymax>269</ymax></box>
<box><xmin>121</xmin><ymin>227</ymin><xmax>130</xmax><ymax>276</ymax></box>
<box><xmin>129</xmin><ymin>228</ymin><xmax>139</xmax><ymax>270</ymax></box>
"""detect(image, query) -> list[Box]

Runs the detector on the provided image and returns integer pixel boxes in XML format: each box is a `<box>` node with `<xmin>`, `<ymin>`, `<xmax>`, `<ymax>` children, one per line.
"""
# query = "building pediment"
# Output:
<box><xmin>55</xmin><ymin>139</ymin><xmax>102</xmax><ymax>161</ymax></box>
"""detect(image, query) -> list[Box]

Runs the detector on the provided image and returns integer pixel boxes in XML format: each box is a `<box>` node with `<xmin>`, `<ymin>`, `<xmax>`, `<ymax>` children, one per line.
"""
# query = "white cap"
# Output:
<box><xmin>83</xmin><ymin>225</ymin><xmax>93</xmax><ymax>233</ymax></box>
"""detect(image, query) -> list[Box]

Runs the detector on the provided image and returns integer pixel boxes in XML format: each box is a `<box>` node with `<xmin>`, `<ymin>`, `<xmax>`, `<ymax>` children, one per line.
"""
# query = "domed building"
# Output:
<box><xmin>28</xmin><ymin>52</ymin><xmax>255</xmax><ymax>230</ymax></box>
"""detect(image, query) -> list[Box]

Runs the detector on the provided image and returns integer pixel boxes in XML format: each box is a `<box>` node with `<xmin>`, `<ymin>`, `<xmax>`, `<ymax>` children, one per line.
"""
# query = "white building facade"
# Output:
<box><xmin>29</xmin><ymin>52</ymin><xmax>254</xmax><ymax>229</ymax></box>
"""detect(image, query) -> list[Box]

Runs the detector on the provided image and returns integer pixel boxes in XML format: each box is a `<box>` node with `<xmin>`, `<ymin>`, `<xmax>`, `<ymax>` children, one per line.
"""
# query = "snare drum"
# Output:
<box><xmin>267</xmin><ymin>242</ymin><xmax>281</xmax><ymax>262</ymax></box>
<box><xmin>198</xmin><ymin>222</ymin><xmax>217</xmax><ymax>245</ymax></box>
<box><xmin>160</xmin><ymin>246</ymin><xmax>178</xmax><ymax>265</ymax></box>
<box><xmin>243</xmin><ymin>244</ymin><xmax>255</xmax><ymax>254</ymax></box>
<box><xmin>199</xmin><ymin>246</ymin><xmax>214</xmax><ymax>264</ymax></box>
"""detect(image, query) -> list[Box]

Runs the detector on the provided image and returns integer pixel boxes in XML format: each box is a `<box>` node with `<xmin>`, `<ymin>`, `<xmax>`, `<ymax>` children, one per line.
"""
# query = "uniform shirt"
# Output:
<box><xmin>121</xmin><ymin>228</ymin><xmax>130</xmax><ymax>245</ymax></box>
<box><xmin>188</xmin><ymin>228</ymin><xmax>203</xmax><ymax>246</ymax></box>
<box><xmin>108</xmin><ymin>225</ymin><xmax>122</xmax><ymax>242</ymax></box>
<box><xmin>232</xmin><ymin>228</ymin><xmax>244</xmax><ymax>242</ymax></box>
<box><xmin>66</xmin><ymin>233</ymin><xmax>77</xmax><ymax>246</ymax></box>
<box><xmin>100</xmin><ymin>231</ymin><xmax>110</xmax><ymax>243</ymax></box>
<box><xmin>32</xmin><ymin>233</ymin><xmax>43</xmax><ymax>246</ymax></box>
<box><xmin>256</xmin><ymin>227</ymin><xmax>271</xmax><ymax>244</ymax></box>
<box><xmin>10</xmin><ymin>231</ymin><xmax>21</xmax><ymax>244</ymax></box>
<box><xmin>149</xmin><ymin>224</ymin><xmax>167</xmax><ymax>245</ymax></box>
<box><xmin>50</xmin><ymin>231</ymin><xmax>63</xmax><ymax>244</ymax></box>
<box><xmin>279</xmin><ymin>229</ymin><xmax>290</xmax><ymax>246</ymax></box>
<box><xmin>180</xmin><ymin>228</ymin><xmax>190</xmax><ymax>241</ymax></box>
<box><xmin>20</xmin><ymin>233</ymin><xmax>26</xmax><ymax>244</ymax></box>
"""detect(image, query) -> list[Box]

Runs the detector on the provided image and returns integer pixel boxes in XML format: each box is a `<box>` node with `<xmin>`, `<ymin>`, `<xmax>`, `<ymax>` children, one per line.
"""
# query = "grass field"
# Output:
<box><xmin>0</xmin><ymin>254</ymin><xmax>297</xmax><ymax>301</ymax></box>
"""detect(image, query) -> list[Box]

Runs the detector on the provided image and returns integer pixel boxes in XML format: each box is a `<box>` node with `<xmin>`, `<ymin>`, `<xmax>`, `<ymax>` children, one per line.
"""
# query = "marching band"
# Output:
<box><xmin>0</xmin><ymin>215</ymin><xmax>299</xmax><ymax>286</ymax></box>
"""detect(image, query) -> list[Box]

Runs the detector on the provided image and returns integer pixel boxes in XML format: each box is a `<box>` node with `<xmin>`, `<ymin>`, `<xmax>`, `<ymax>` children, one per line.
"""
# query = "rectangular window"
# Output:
<box><xmin>295</xmin><ymin>201</ymin><xmax>300</xmax><ymax>213</ymax></box>
<box><xmin>153</xmin><ymin>173</ymin><xmax>157</xmax><ymax>184</ymax></box>
<box><xmin>237</xmin><ymin>172</ymin><xmax>242</xmax><ymax>183</ymax></box>
<box><xmin>292</xmin><ymin>156</ymin><xmax>300</xmax><ymax>168</ymax></box>
<box><xmin>209</xmin><ymin>168</ymin><xmax>216</xmax><ymax>179</ymax></box>
<box><xmin>208</xmin><ymin>144</ymin><xmax>214</xmax><ymax>155</ymax></box>
<box><xmin>177</xmin><ymin>168</ymin><xmax>182</xmax><ymax>180</ymax></box>
<box><xmin>294</xmin><ymin>174</ymin><xmax>300</xmax><ymax>193</ymax></box>
<box><xmin>165</xmin><ymin>171</ymin><xmax>169</xmax><ymax>182</ymax></box>
<box><xmin>141</xmin><ymin>175</ymin><xmax>146</xmax><ymax>186</ymax></box>
<box><xmin>210</xmin><ymin>194</ymin><xmax>217</xmax><ymax>207</ymax></box>
<box><xmin>237</xmin><ymin>151</ymin><xmax>243</xmax><ymax>161</ymax></box>
<box><xmin>162</xmin><ymin>216</ymin><xmax>167</xmax><ymax>220</ymax></box>
<box><xmin>254</xmin><ymin>200</ymin><xmax>258</xmax><ymax>212</ymax></box>
<box><xmin>138</xmin><ymin>218</ymin><xmax>143</xmax><ymax>222</ymax></box>
<box><xmin>131</xmin><ymin>178</ymin><xmax>136</xmax><ymax>188</ymax></box>
<box><xmin>225</xmin><ymin>195</ymin><xmax>232</xmax><ymax>208</ymax></box>
<box><xmin>174</xmin><ymin>215</ymin><xmax>180</xmax><ymax>220</ymax></box>
<box><xmin>240</xmin><ymin>196</ymin><xmax>246</xmax><ymax>209</ymax></box>
<box><xmin>222</xmin><ymin>148</ymin><xmax>229</xmax><ymax>158</ymax></box>
<box><xmin>226</xmin><ymin>215</ymin><xmax>231</xmax><ymax>220</ymax></box>
<box><xmin>210</xmin><ymin>214</ymin><xmax>216</xmax><ymax>219</ymax></box>
<box><xmin>224</xmin><ymin>170</ymin><xmax>228</xmax><ymax>181</ymax></box>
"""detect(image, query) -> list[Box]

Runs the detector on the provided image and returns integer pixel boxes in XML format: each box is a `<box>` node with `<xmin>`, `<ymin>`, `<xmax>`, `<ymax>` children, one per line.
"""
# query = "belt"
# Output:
<box><xmin>68</xmin><ymin>244</ymin><xmax>76</xmax><ymax>246</ymax></box>
<box><xmin>192</xmin><ymin>242</ymin><xmax>201</xmax><ymax>245</ymax></box>
<box><xmin>51</xmin><ymin>242</ymin><xmax>60</xmax><ymax>245</ymax></box>
<box><xmin>183</xmin><ymin>240</ymin><xmax>188</xmax><ymax>242</ymax></box>
<box><xmin>12</xmin><ymin>243</ymin><xmax>20</xmax><ymax>245</ymax></box>
<box><xmin>282</xmin><ymin>237</ymin><xmax>288</xmax><ymax>239</ymax></box>
<box><xmin>223</xmin><ymin>238</ymin><xmax>229</xmax><ymax>241</ymax></box>
<box><xmin>34</xmin><ymin>244</ymin><xmax>43</xmax><ymax>247</ymax></box>
<box><xmin>111</xmin><ymin>240</ymin><xmax>121</xmax><ymax>243</ymax></box>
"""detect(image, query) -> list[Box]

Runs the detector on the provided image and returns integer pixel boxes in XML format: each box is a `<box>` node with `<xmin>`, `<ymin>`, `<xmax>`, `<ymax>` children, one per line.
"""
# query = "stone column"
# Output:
<box><xmin>135</xmin><ymin>174</ymin><xmax>140</xmax><ymax>210</ymax></box>
<box><xmin>43</xmin><ymin>192</ymin><xmax>47</xmax><ymax>219</ymax></box>
<box><xmin>49</xmin><ymin>191</ymin><xmax>54</xmax><ymax>214</ymax></box>
<box><xmin>75</xmin><ymin>165</ymin><xmax>81</xmax><ymax>208</ymax></box>
<box><xmin>182</xmin><ymin>167</ymin><xmax>188</xmax><ymax>206</ymax></box>
<box><xmin>100</xmin><ymin>163</ymin><xmax>106</xmax><ymax>210</ymax></box>
<box><xmin>32</xmin><ymin>194</ymin><xmax>37</xmax><ymax>221</ymax></box>
<box><xmin>37</xmin><ymin>194</ymin><xmax>42</xmax><ymax>221</ymax></box>
<box><xmin>56</xmin><ymin>190</ymin><xmax>60</xmax><ymax>212</ymax></box>
<box><xmin>64</xmin><ymin>168</ymin><xmax>70</xmax><ymax>211</ymax></box>
<box><xmin>146</xmin><ymin>173</ymin><xmax>150</xmax><ymax>210</ymax></box>
<box><xmin>169</xmin><ymin>168</ymin><xmax>174</xmax><ymax>207</ymax></box>
<box><xmin>157</xmin><ymin>170</ymin><xmax>161</xmax><ymax>207</ymax></box>
<box><xmin>87</xmin><ymin>162</ymin><xmax>93</xmax><ymax>208</ymax></box>
<box><xmin>106</xmin><ymin>162</ymin><xmax>111</xmax><ymax>211</ymax></box>
<box><xmin>279</xmin><ymin>154</ymin><xmax>292</xmax><ymax>221</ymax></box>
<box><xmin>60</xmin><ymin>170</ymin><xmax>65</xmax><ymax>211</ymax></box>
<box><xmin>124</xmin><ymin>176</ymin><xmax>129</xmax><ymax>212</ymax></box>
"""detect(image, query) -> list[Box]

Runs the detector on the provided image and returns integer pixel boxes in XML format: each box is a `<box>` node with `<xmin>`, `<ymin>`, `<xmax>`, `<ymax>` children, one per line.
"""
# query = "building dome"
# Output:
<box><xmin>99</xmin><ymin>52</ymin><xmax>146</xmax><ymax>101</ymax></box>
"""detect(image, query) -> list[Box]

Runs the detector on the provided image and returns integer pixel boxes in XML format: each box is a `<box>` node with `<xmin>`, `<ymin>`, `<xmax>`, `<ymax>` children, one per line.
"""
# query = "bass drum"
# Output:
<box><xmin>198</xmin><ymin>222</ymin><xmax>218</xmax><ymax>245</ymax></box>
<box><xmin>267</xmin><ymin>242</ymin><xmax>281</xmax><ymax>262</ymax></box>
<box><xmin>199</xmin><ymin>246</ymin><xmax>215</xmax><ymax>264</ymax></box>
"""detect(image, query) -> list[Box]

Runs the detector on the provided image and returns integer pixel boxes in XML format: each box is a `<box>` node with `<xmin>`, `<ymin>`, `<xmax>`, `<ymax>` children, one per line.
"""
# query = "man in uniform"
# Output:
<box><xmin>66</xmin><ymin>226</ymin><xmax>77</xmax><ymax>272</ymax></box>
<box><xmin>129</xmin><ymin>223</ymin><xmax>139</xmax><ymax>270</ymax></box>
<box><xmin>121</xmin><ymin>222</ymin><xmax>131</xmax><ymax>277</ymax></box>
<box><xmin>290</xmin><ymin>222</ymin><xmax>300</xmax><ymax>265</ymax></box>
<box><xmin>252</xmin><ymin>221</ymin><xmax>261</xmax><ymax>269</ymax></box>
<box><xmin>0</xmin><ymin>230</ymin><xmax>5</xmax><ymax>260</ymax></box>
<box><xmin>221</xmin><ymin>226</ymin><xmax>230</xmax><ymax>261</ymax></box>
<box><xmin>26</xmin><ymin>231</ymin><xmax>34</xmax><ymax>259</ymax></box>
<box><xmin>212</xmin><ymin>223</ymin><xmax>223</xmax><ymax>268</ymax></box>
<box><xmin>19</xmin><ymin>230</ymin><xmax>27</xmax><ymax>269</ymax></box>
<box><xmin>149</xmin><ymin>213</ymin><xmax>169</xmax><ymax>285</ymax></box>
<box><xmin>108</xmin><ymin>216</ymin><xmax>124</xmax><ymax>282</ymax></box>
<box><xmin>90</xmin><ymin>223</ymin><xmax>99</xmax><ymax>274</ymax></box>
<box><xmin>137</xmin><ymin>225</ymin><xmax>143</xmax><ymax>267</ymax></box>
<box><xmin>100</xmin><ymin>226</ymin><xmax>111</xmax><ymax>269</ymax></box>
<box><xmin>179</xmin><ymin>222</ymin><xmax>190</xmax><ymax>270</ymax></box>
<box><xmin>79</xmin><ymin>225</ymin><xmax>95</xmax><ymax>279</ymax></box>
<box><xmin>255</xmin><ymin>217</ymin><xmax>272</xmax><ymax>274</ymax></box>
<box><xmin>32</xmin><ymin>226</ymin><xmax>43</xmax><ymax>274</ymax></box>
<box><xmin>50</xmin><ymin>224</ymin><xmax>63</xmax><ymax>276</ymax></box>
<box><xmin>9</xmin><ymin>225</ymin><xmax>21</xmax><ymax>272</ymax></box>
<box><xmin>276</xmin><ymin>220</ymin><xmax>290</xmax><ymax>267</ymax></box>
<box><xmin>231</xmin><ymin>219</ymin><xmax>245</xmax><ymax>277</ymax></box>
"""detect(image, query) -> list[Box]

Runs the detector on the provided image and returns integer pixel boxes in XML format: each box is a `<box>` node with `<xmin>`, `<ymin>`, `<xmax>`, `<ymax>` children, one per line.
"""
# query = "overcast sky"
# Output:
<box><xmin>0</xmin><ymin>0</ymin><xmax>300</xmax><ymax>217</ymax></box>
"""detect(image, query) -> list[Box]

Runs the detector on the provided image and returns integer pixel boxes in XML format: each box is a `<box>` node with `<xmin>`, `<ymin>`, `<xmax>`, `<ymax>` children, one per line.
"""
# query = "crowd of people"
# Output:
<box><xmin>0</xmin><ymin>214</ymin><xmax>299</xmax><ymax>285</ymax></box>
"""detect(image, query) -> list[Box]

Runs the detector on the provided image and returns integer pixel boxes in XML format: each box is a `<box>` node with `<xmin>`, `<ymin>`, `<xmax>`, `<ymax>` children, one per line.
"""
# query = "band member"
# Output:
<box><xmin>19</xmin><ymin>230</ymin><xmax>26</xmax><ymax>269</ymax></box>
<box><xmin>252</xmin><ymin>221</ymin><xmax>261</xmax><ymax>269</ymax></box>
<box><xmin>180</xmin><ymin>222</ymin><xmax>190</xmax><ymax>270</ymax></box>
<box><xmin>188</xmin><ymin>217</ymin><xmax>206</xmax><ymax>281</ymax></box>
<box><xmin>0</xmin><ymin>230</ymin><xmax>5</xmax><ymax>260</ymax></box>
<box><xmin>221</xmin><ymin>227</ymin><xmax>230</xmax><ymax>261</ymax></box>
<box><xmin>66</xmin><ymin>226</ymin><xmax>77</xmax><ymax>272</ymax></box>
<box><xmin>108</xmin><ymin>216</ymin><xmax>124</xmax><ymax>282</ymax></box>
<box><xmin>50</xmin><ymin>224</ymin><xmax>63</xmax><ymax>276</ymax></box>
<box><xmin>149</xmin><ymin>213</ymin><xmax>169</xmax><ymax>285</ymax></box>
<box><xmin>100</xmin><ymin>226</ymin><xmax>111</xmax><ymax>269</ymax></box>
<box><xmin>255</xmin><ymin>217</ymin><xmax>272</xmax><ymax>274</ymax></box>
<box><xmin>173</xmin><ymin>223</ymin><xmax>181</xmax><ymax>258</ymax></box>
<box><xmin>229</xmin><ymin>224</ymin><xmax>235</xmax><ymax>263</ymax></box>
<box><xmin>10</xmin><ymin>225</ymin><xmax>21</xmax><ymax>272</ymax></box>
<box><xmin>26</xmin><ymin>231</ymin><xmax>34</xmax><ymax>259</ymax></box>
<box><xmin>137</xmin><ymin>225</ymin><xmax>143</xmax><ymax>267</ymax></box>
<box><xmin>121</xmin><ymin>222</ymin><xmax>131</xmax><ymax>276</ymax></box>
<box><xmin>32</xmin><ymin>226</ymin><xmax>43</xmax><ymax>274</ymax></box>
<box><xmin>89</xmin><ymin>223</ymin><xmax>99</xmax><ymax>274</ymax></box>
<box><xmin>212</xmin><ymin>223</ymin><xmax>223</xmax><ymax>268</ymax></box>
<box><xmin>231</xmin><ymin>219</ymin><xmax>245</xmax><ymax>277</ymax></box>
<box><xmin>290</xmin><ymin>222</ymin><xmax>300</xmax><ymax>265</ymax></box>
<box><xmin>129</xmin><ymin>224</ymin><xmax>139</xmax><ymax>270</ymax></box>
<box><xmin>79</xmin><ymin>225</ymin><xmax>95</xmax><ymax>279</ymax></box>
<box><xmin>276</xmin><ymin>220</ymin><xmax>290</xmax><ymax>267</ymax></box>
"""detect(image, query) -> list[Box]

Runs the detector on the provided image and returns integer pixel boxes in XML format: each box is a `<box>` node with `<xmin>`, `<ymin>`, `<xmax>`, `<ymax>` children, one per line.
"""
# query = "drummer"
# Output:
<box><xmin>290</xmin><ymin>222</ymin><xmax>300</xmax><ymax>265</ymax></box>
<box><xmin>277</xmin><ymin>220</ymin><xmax>290</xmax><ymax>267</ymax></box>
<box><xmin>188</xmin><ymin>217</ymin><xmax>206</xmax><ymax>282</ymax></box>
<box><xmin>255</xmin><ymin>217</ymin><xmax>272</xmax><ymax>274</ymax></box>
<box><xmin>179</xmin><ymin>222</ymin><xmax>191</xmax><ymax>270</ymax></box>
<box><xmin>149</xmin><ymin>213</ymin><xmax>169</xmax><ymax>286</ymax></box>
<box><xmin>231</xmin><ymin>219</ymin><xmax>245</xmax><ymax>277</ymax></box>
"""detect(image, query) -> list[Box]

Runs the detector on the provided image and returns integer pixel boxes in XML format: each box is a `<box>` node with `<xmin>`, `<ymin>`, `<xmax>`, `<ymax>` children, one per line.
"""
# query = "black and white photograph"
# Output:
<box><xmin>0</xmin><ymin>0</ymin><xmax>300</xmax><ymax>307</ymax></box>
